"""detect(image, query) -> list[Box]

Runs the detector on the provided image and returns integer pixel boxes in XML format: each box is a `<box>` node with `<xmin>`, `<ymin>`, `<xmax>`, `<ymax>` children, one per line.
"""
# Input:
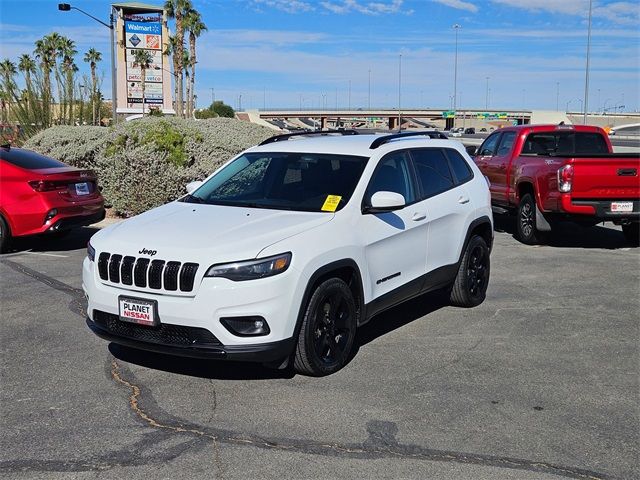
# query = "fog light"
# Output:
<box><xmin>44</xmin><ymin>208</ymin><xmax>58</xmax><ymax>224</ymax></box>
<box><xmin>220</xmin><ymin>316</ymin><xmax>270</xmax><ymax>337</ymax></box>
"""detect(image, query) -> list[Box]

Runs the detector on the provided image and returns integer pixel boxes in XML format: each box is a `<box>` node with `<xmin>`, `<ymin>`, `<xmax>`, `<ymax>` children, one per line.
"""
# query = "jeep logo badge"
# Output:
<box><xmin>138</xmin><ymin>248</ymin><xmax>157</xmax><ymax>256</ymax></box>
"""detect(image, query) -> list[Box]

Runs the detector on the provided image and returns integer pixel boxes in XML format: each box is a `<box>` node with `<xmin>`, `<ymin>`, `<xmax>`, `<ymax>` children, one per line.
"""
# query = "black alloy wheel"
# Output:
<box><xmin>450</xmin><ymin>235</ymin><xmax>490</xmax><ymax>308</ymax></box>
<box><xmin>0</xmin><ymin>215</ymin><xmax>10</xmax><ymax>254</ymax></box>
<box><xmin>517</xmin><ymin>193</ymin><xmax>547</xmax><ymax>245</ymax></box>
<box><xmin>294</xmin><ymin>278</ymin><xmax>357</xmax><ymax>376</ymax></box>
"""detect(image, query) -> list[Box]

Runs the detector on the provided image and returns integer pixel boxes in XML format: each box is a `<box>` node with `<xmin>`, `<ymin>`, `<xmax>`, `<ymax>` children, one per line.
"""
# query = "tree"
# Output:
<box><xmin>182</xmin><ymin>49</ymin><xmax>191</xmax><ymax>118</ymax></box>
<box><xmin>164</xmin><ymin>0</ymin><xmax>192</xmax><ymax>117</ymax></box>
<box><xmin>83</xmin><ymin>48</ymin><xmax>102</xmax><ymax>125</ymax></box>
<box><xmin>0</xmin><ymin>60</ymin><xmax>17</xmax><ymax>123</ymax></box>
<box><xmin>58</xmin><ymin>37</ymin><xmax>77</xmax><ymax>124</ymax></box>
<box><xmin>212</xmin><ymin>100</ymin><xmax>234</xmax><ymax>118</ymax></box>
<box><xmin>132</xmin><ymin>49</ymin><xmax>153</xmax><ymax>115</ymax></box>
<box><xmin>34</xmin><ymin>34</ymin><xmax>59</xmax><ymax>125</ymax></box>
<box><xmin>183</xmin><ymin>9</ymin><xmax>206</xmax><ymax>118</ymax></box>
<box><xmin>17</xmin><ymin>54</ymin><xmax>36</xmax><ymax>114</ymax></box>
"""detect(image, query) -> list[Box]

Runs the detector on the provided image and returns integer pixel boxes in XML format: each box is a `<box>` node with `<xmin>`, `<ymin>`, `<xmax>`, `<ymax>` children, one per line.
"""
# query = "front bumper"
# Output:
<box><xmin>86</xmin><ymin>315</ymin><xmax>295</xmax><ymax>361</ymax></box>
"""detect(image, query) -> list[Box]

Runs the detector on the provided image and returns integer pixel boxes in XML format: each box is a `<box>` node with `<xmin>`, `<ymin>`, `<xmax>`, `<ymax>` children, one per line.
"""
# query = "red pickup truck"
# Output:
<box><xmin>471</xmin><ymin>124</ymin><xmax>639</xmax><ymax>245</ymax></box>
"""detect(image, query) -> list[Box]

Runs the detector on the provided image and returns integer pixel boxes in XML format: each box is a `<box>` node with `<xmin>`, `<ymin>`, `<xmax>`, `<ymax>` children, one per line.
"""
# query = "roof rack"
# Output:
<box><xmin>369</xmin><ymin>131</ymin><xmax>447</xmax><ymax>149</ymax></box>
<box><xmin>258</xmin><ymin>129</ymin><xmax>359</xmax><ymax>146</ymax></box>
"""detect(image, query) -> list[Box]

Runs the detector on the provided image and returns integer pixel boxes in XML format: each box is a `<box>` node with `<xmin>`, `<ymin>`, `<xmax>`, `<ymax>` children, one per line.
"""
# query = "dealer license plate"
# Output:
<box><xmin>118</xmin><ymin>297</ymin><xmax>157</xmax><ymax>326</ymax></box>
<box><xmin>75</xmin><ymin>182</ymin><xmax>90</xmax><ymax>195</ymax></box>
<box><xmin>610</xmin><ymin>201</ymin><xmax>633</xmax><ymax>213</ymax></box>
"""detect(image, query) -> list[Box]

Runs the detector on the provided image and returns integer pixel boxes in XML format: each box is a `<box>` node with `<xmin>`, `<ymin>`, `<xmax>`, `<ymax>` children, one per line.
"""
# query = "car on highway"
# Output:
<box><xmin>464</xmin><ymin>128</ymin><xmax>476</xmax><ymax>135</ymax></box>
<box><xmin>0</xmin><ymin>145</ymin><xmax>105</xmax><ymax>253</ymax></box>
<box><xmin>84</xmin><ymin>130</ymin><xmax>493</xmax><ymax>376</ymax></box>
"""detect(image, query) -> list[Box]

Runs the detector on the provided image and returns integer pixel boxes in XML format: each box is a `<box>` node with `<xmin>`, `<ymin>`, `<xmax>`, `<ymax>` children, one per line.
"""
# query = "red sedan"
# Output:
<box><xmin>0</xmin><ymin>145</ymin><xmax>105</xmax><ymax>252</ymax></box>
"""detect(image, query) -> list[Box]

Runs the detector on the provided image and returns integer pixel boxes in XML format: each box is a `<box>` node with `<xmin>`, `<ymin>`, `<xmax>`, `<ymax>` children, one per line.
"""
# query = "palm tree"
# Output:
<box><xmin>164</xmin><ymin>35</ymin><xmax>180</xmax><ymax>114</ymax></box>
<box><xmin>182</xmin><ymin>49</ymin><xmax>191</xmax><ymax>118</ymax></box>
<box><xmin>57</xmin><ymin>37</ymin><xmax>77</xmax><ymax>124</ymax></box>
<box><xmin>17</xmin><ymin>54</ymin><xmax>36</xmax><ymax>114</ymax></box>
<box><xmin>18</xmin><ymin>54</ymin><xmax>36</xmax><ymax>91</ymax></box>
<box><xmin>84</xmin><ymin>48</ymin><xmax>102</xmax><ymax>125</ymax></box>
<box><xmin>0</xmin><ymin>60</ymin><xmax>17</xmax><ymax>123</ymax></box>
<box><xmin>132</xmin><ymin>49</ymin><xmax>153</xmax><ymax>115</ymax></box>
<box><xmin>34</xmin><ymin>34</ymin><xmax>59</xmax><ymax>124</ymax></box>
<box><xmin>184</xmin><ymin>9</ymin><xmax>207</xmax><ymax>118</ymax></box>
<box><xmin>165</xmin><ymin>0</ymin><xmax>192</xmax><ymax>117</ymax></box>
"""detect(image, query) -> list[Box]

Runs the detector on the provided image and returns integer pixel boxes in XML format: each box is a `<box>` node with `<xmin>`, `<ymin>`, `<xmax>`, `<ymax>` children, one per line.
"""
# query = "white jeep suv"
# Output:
<box><xmin>84</xmin><ymin>131</ymin><xmax>493</xmax><ymax>376</ymax></box>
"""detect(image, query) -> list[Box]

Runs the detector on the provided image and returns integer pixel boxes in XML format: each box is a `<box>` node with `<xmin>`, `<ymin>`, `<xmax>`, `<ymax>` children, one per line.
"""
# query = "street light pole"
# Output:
<box><xmin>583</xmin><ymin>0</ymin><xmax>593</xmax><ymax>124</ymax></box>
<box><xmin>452</xmin><ymin>24</ymin><xmax>461</xmax><ymax>129</ymax></box>
<box><xmin>368</xmin><ymin>69</ymin><xmax>371</xmax><ymax>110</ymax></box>
<box><xmin>58</xmin><ymin>3</ymin><xmax>118</xmax><ymax>124</ymax></box>
<box><xmin>398</xmin><ymin>53</ymin><xmax>402</xmax><ymax>131</ymax></box>
<box><xmin>485</xmin><ymin>76</ymin><xmax>489</xmax><ymax>110</ymax></box>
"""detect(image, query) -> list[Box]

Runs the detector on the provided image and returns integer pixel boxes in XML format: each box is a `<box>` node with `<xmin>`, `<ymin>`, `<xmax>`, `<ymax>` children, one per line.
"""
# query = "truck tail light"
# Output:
<box><xmin>557</xmin><ymin>165</ymin><xmax>573</xmax><ymax>193</ymax></box>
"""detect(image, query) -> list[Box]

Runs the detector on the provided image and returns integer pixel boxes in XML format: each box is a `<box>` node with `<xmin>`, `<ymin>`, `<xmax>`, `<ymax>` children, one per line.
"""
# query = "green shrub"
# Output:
<box><xmin>24</xmin><ymin>117</ymin><xmax>274</xmax><ymax>215</ymax></box>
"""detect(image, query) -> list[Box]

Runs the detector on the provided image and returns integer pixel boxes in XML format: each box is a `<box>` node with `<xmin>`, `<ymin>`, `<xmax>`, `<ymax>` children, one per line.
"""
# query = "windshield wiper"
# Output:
<box><xmin>180</xmin><ymin>194</ymin><xmax>204</xmax><ymax>204</ymax></box>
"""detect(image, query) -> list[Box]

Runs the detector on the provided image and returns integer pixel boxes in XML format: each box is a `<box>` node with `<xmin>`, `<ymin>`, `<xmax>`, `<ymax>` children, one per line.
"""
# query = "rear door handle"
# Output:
<box><xmin>458</xmin><ymin>196</ymin><xmax>470</xmax><ymax>204</ymax></box>
<box><xmin>412</xmin><ymin>212</ymin><xmax>426</xmax><ymax>221</ymax></box>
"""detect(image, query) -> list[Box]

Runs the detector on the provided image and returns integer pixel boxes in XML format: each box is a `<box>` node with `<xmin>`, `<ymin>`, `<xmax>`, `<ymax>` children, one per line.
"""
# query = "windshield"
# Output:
<box><xmin>184</xmin><ymin>152</ymin><xmax>369</xmax><ymax>212</ymax></box>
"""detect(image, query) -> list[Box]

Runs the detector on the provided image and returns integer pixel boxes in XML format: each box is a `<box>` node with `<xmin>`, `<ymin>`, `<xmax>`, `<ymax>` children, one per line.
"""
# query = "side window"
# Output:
<box><xmin>410</xmin><ymin>148</ymin><xmax>455</xmax><ymax>199</ymax></box>
<box><xmin>444</xmin><ymin>149</ymin><xmax>473</xmax><ymax>184</ymax></box>
<box><xmin>365</xmin><ymin>151</ymin><xmax>415</xmax><ymax>205</ymax></box>
<box><xmin>479</xmin><ymin>133</ymin><xmax>500</xmax><ymax>156</ymax></box>
<box><xmin>496</xmin><ymin>131</ymin><xmax>516</xmax><ymax>156</ymax></box>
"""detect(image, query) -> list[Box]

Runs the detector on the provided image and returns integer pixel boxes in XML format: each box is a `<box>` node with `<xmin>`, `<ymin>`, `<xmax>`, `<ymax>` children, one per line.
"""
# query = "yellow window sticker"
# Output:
<box><xmin>321</xmin><ymin>195</ymin><xmax>342</xmax><ymax>212</ymax></box>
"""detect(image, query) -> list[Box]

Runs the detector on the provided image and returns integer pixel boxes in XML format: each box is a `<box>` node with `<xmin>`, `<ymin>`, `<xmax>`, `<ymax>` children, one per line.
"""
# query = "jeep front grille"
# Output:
<box><xmin>97</xmin><ymin>252</ymin><xmax>199</xmax><ymax>292</ymax></box>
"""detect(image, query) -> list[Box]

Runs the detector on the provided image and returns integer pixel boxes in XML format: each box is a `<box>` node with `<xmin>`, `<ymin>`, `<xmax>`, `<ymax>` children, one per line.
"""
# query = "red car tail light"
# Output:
<box><xmin>28</xmin><ymin>180</ymin><xmax>68</xmax><ymax>192</ymax></box>
<box><xmin>557</xmin><ymin>165</ymin><xmax>573</xmax><ymax>193</ymax></box>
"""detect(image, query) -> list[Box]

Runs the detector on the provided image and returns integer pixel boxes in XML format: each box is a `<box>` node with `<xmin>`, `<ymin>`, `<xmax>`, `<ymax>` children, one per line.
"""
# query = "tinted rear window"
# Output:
<box><xmin>0</xmin><ymin>148</ymin><xmax>66</xmax><ymax>169</ymax></box>
<box><xmin>522</xmin><ymin>132</ymin><xmax>608</xmax><ymax>155</ymax></box>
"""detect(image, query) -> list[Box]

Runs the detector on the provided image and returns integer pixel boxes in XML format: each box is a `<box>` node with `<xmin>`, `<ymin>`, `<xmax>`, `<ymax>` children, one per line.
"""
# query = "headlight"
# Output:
<box><xmin>205</xmin><ymin>253</ymin><xmax>291</xmax><ymax>281</ymax></box>
<box><xmin>87</xmin><ymin>242</ymin><xmax>95</xmax><ymax>262</ymax></box>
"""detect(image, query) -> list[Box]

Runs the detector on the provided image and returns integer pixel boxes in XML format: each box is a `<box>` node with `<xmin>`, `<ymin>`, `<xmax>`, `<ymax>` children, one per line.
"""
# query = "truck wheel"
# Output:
<box><xmin>622</xmin><ymin>223</ymin><xmax>639</xmax><ymax>246</ymax></box>
<box><xmin>0</xmin><ymin>215</ymin><xmax>11</xmax><ymax>254</ymax></box>
<box><xmin>294</xmin><ymin>278</ymin><xmax>357</xmax><ymax>376</ymax></box>
<box><xmin>516</xmin><ymin>193</ymin><xmax>547</xmax><ymax>245</ymax></box>
<box><xmin>450</xmin><ymin>235</ymin><xmax>490</xmax><ymax>308</ymax></box>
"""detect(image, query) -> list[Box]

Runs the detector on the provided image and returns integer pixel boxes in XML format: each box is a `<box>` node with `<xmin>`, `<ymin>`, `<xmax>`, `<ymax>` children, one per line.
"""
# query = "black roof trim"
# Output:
<box><xmin>369</xmin><ymin>131</ymin><xmax>447</xmax><ymax>149</ymax></box>
<box><xmin>258</xmin><ymin>129</ymin><xmax>359</xmax><ymax>146</ymax></box>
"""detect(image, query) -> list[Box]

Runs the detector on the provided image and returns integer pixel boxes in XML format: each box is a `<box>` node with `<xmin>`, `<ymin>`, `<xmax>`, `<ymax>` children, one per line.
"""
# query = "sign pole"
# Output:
<box><xmin>110</xmin><ymin>8</ymin><xmax>117</xmax><ymax>124</ymax></box>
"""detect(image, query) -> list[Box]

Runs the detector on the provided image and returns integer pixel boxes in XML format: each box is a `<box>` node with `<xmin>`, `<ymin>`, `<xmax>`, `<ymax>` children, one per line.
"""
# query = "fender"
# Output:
<box><xmin>293</xmin><ymin>259</ymin><xmax>366</xmax><ymax>343</ymax></box>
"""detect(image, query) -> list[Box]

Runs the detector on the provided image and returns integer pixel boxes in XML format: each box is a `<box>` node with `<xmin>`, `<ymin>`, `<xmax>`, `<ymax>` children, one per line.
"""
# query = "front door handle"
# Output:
<box><xmin>458</xmin><ymin>196</ymin><xmax>470</xmax><ymax>204</ymax></box>
<box><xmin>412</xmin><ymin>212</ymin><xmax>426</xmax><ymax>221</ymax></box>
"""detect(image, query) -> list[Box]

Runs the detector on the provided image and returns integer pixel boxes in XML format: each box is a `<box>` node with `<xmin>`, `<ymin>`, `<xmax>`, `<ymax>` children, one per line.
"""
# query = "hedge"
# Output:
<box><xmin>24</xmin><ymin>117</ymin><xmax>274</xmax><ymax>216</ymax></box>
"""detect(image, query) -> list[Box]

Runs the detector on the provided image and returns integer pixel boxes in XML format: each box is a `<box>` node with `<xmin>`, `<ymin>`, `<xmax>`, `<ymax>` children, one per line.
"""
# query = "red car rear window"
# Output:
<box><xmin>0</xmin><ymin>148</ymin><xmax>66</xmax><ymax>169</ymax></box>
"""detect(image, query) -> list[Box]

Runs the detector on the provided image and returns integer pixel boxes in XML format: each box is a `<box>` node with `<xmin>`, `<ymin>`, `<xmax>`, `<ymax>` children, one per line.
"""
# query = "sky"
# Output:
<box><xmin>0</xmin><ymin>0</ymin><xmax>638</xmax><ymax>112</ymax></box>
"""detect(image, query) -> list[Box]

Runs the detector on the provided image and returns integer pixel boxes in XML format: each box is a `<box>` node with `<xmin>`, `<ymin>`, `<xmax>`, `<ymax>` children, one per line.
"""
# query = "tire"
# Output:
<box><xmin>0</xmin><ymin>215</ymin><xmax>11</xmax><ymax>254</ymax></box>
<box><xmin>622</xmin><ymin>223</ymin><xmax>639</xmax><ymax>247</ymax></box>
<box><xmin>294</xmin><ymin>278</ymin><xmax>357</xmax><ymax>376</ymax></box>
<box><xmin>516</xmin><ymin>193</ymin><xmax>547</xmax><ymax>245</ymax></box>
<box><xmin>450</xmin><ymin>235</ymin><xmax>490</xmax><ymax>308</ymax></box>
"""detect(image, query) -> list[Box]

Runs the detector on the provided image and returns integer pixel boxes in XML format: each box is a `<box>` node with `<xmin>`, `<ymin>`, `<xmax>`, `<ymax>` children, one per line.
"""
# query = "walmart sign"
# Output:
<box><xmin>125</xmin><ymin>21</ymin><xmax>161</xmax><ymax>35</ymax></box>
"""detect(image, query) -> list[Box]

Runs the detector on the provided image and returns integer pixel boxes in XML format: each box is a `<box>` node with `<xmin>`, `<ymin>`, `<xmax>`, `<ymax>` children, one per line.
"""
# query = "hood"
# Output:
<box><xmin>91</xmin><ymin>201</ymin><xmax>333</xmax><ymax>263</ymax></box>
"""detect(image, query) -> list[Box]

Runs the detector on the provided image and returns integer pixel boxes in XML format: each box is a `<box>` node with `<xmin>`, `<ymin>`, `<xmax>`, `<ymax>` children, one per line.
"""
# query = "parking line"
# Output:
<box><xmin>25</xmin><ymin>251</ymin><xmax>69</xmax><ymax>258</ymax></box>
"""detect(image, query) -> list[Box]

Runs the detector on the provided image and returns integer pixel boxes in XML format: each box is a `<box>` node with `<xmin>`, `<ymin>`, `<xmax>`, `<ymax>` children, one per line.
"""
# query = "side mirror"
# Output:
<box><xmin>364</xmin><ymin>191</ymin><xmax>406</xmax><ymax>213</ymax></box>
<box><xmin>185</xmin><ymin>180</ymin><xmax>203</xmax><ymax>194</ymax></box>
<box><xmin>465</xmin><ymin>145</ymin><xmax>478</xmax><ymax>156</ymax></box>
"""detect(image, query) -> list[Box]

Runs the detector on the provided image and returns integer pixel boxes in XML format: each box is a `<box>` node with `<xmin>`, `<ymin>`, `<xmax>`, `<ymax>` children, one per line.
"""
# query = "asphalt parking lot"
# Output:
<box><xmin>1</xmin><ymin>218</ymin><xmax>638</xmax><ymax>480</ymax></box>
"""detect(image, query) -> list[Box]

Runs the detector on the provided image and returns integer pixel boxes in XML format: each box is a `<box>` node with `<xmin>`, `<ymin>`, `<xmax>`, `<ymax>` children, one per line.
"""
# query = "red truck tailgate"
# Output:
<box><xmin>570</xmin><ymin>156</ymin><xmax>640</xmax><ymax>199</ymax></box>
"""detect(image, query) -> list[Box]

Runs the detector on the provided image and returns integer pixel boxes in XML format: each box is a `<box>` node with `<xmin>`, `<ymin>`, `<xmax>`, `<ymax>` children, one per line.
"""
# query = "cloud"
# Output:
<box><xmin>432</xmin><ymin>0</ymin><xmax>478</xmax><ymax>13</ymax></box>
<box><xmin>319</xmin><ymin>0</ymin><xmax>408</xmax><ymax>15</ymax></box>
<box><xmin>250</xmin><ymin>0</ymin><xmax>315</xmax><ymax>14</ymax></box>
<box><xmin>491</xmin><ymin>0</ymin><xmax>640</xmax><ymax>25</ymax></box>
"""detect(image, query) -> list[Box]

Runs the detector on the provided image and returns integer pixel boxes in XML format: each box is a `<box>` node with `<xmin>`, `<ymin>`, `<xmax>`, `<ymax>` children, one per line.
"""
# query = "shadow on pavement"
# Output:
<box><xmin>5</xmin><ymin>226</ymin><xmax>100</xmax><ymax>254</ymax></box>
<box><xmin>493</xmin><ymin>214</ymin><xmax>633</xmax><ymax>249</ymax></box>
<box><xmin>108</xmin><ymin>343</ymin><xmax>296</xmax><ymax>380</ymax></box>
<box><xmin>355</xmin><ymin>289</ymin><xmax>449</xmax><ymax>349</ymax></box>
